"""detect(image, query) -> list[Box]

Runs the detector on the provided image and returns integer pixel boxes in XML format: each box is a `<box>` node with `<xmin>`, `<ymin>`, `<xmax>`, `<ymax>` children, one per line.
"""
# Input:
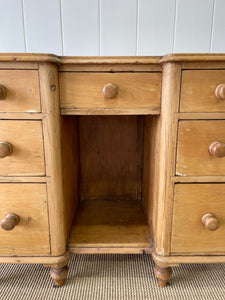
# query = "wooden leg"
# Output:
<box><xmin>50</xmin><ymin>265</ymin><xmax>69</xmax><ymax>287</ymax></box>
<box><xmin>154</xmin><ymin>264</ymin><xmax>172</xmax><ymax>287</ymax></box>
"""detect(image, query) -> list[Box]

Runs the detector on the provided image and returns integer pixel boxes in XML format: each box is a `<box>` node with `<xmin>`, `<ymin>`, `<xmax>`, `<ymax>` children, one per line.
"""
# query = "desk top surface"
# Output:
<box><xmin>0</xmin><ymin>53</ymin><xmax>225</xmax><ymax>64</ymax></box>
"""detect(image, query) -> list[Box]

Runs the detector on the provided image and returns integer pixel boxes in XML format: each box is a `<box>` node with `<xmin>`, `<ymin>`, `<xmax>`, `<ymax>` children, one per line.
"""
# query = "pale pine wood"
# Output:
<box><xmin>161</xmin><ymin>53</ymin><xmax>225</xmax><ymax>63</ymax></box>
<box><xmin>177</xmin><ymin>112</ymin><xmax>225</xmax><ymax>119</ymax></box>
<box><xmin>0</xmin><ymin>184</ymin><xmax>50</xmax><ymax>255</ymax></box>
<box><xmin>68</xmin><ymin>199</ymin><xmax>152</xmax><ymax>253</ymax></box>
<box><xmin>61</xmin><ymin>116</ymin><xmax>80</xmax><ymax>239</ymax></box>
<box><xmin>61</xmin><ymin>108</ymin><xmax>160</xmax><ymax>115</ymax></box>
<box><xmin>0</xmin><ymin>251</ymin><xmax>70</xmax><ymax>265</ymax></box>
<box><xmin>153</xmin><ymin>63</ymin><xmax>181</xmax><ymax>255</ymax></box>
<box><xmin>0</xmin><ymin>62</ymin><xmax>38</xmax><ymax>69</ymax></box>
<box><xmin>0</xmin><ymin>53</ymin><xmax>225</xmax><ymax>64</ymax></box>
<box><xmin>39</xmin><ymin>63</ymin><xmax>67</xmax><ymax>256</ymax></box>
<box><xmin>59</xmin><ymin>72</ymin><xmax>161</xmax><ymax>111</ymax></box>
<box><xmin>152</xmin><ymin>251</ymin><xmax>225</xmax><ymax>268</ymax></box>
<box><xmin>0</xmin><ymin>113</ymin><xmax>44</xmax><ymax>119</ymax></box>
<box><xmin>0</xmin><ymin>176</ymin><xmax>48</xmax><ymax>183</ymax></box>
<box><xmin>142</xmin><ymin>115</ymin><xmax>160</xmax><ymax>242</ymax></box>
<box><xmin>0</xmin><ymin>120</ymin><xmax>45</xmax><ymax>176</ymax></box>
<box><xmin>171</xmin><ymin>184</ymin><xmax>225</xmax><ymax>254</ymax></box>
<box><xmin>180</xmin><ymin>70</ymin><xmax>225</xmax><ymax>113</ymax></box>
<box><xmin>176</xmin><ymin>120</ymin><xmax>225</xmax><ymax>176</ymax></box>
<box><xmin>172</xmin><ymin>176</ymin><xmax>225</xmax><ymax>183</ymax></box>
<box><xmin>59</xmin><ymin>64</ymin><xmax>161</xmax><ymax>72</ymax></box>
<box><xmin>79</xmin><ymin>116</ymin><xmax>142</xmax><ymax>201</ymax></box>
<box><xmin>182</xmin><ymin>62</ymin><xmax>225</xmax><ymax>69</ymax></box>
<box><xmin>0</xmin><ymin>70</ymin><xmax>41</xmax><ymax>113</ymax></box>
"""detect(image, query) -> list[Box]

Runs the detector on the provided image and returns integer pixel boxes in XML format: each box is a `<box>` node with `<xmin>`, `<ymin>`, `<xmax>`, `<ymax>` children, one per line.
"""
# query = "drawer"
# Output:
<box><xmin>0</xmin><ymin>70</ymin><xmax>41</xmax><ymax>113</ymax></box>
<box><xmin>171</xmin><ymin>184</ymin><xmax>225</xmax><ymax>254</ymax></box>
<box><xmin>0</xmin><ymin>121</ymin><xmax>45</xmax><ymax>176</ymax></box>
<box><xmin>176</xmin><ymin>120</ymin><xmax>225</xmax><ymax>176</ymax></box>
<box><xmin>180</xmin><ymin>70</ymin><xmax>225</xmax><ymax>112</ymax></box>
<box><xmin>59</xmin><ymin>72</ymin><xmax>161</xmax><ymax>110</ymax></box>
<box><xmin>0</xmin><ymin>184</ymin><xmax>50</xmax><ymax>254</ymax></box>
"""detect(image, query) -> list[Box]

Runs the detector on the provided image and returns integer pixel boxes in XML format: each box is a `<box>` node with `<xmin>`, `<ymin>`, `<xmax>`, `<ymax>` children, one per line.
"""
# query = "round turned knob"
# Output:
<box><xmin>103</xmin><ymin>83</ymin><xmax>118</xmax><ymax>99</ymax></box>
<box><xmin>0</xmin><ymin>85</ymin><xmax>6</xmax><ymax>100</ymax></box>
<box><xmin>202</xmin><ymin>213</ymin><xmax>219</xmax><ymax>231</ymax></box>
<box><xmin>209</xmin><ymin>141</ymin><xmax>225</xmax><ymax>158</ymax></box>
<box><xmin>0</xmin><ymin>142</ymin><xmax>13</xmax><ymax>158</ymax></box>
<box><xmin>1</xmin><ymin>214</ymin><xmax>20</xmax><ymax>231</ymax></box>
<box><xmin>215</xmin><ymin>83</ymin><xmax>225</xmax><ymax>100</ymax></box>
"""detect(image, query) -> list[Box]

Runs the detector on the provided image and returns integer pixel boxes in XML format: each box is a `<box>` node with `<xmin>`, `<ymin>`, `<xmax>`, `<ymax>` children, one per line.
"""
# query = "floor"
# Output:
<box><xmin>0</xmin><ymin>254</ymin><xmax>224</xmax><ymax>300</ymax></box>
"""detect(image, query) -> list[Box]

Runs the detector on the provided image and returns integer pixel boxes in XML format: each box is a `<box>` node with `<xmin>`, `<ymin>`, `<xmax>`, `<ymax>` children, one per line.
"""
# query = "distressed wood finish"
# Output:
<box><xmin>0</xmin><ymin>54</ymin><xmax>224</xmax><ymax>288</ymax></box>
<box><xmin>59</xmin><ymin>72</ymin><xmax>161</xmax><ymax>113</ymax></box>
<box><xmin>153</xmin><ymin>63</ymin><xmax>181</xmax><ymax>255</ymax></box>
<box><xmin>39</xmin><ymin>63</ymin><xmax>67</xmax><ymax>256</ymax></box>
<box><xmin>176</xmin><ymin>120</ymin><xmax>225</xmax><ymax>176</ymax></box>
<box><xmin>180</xmin><ymin>70</ymin><xmax>225</xmax><ymax>113</ymax></box>
<box><xmin>171</xmin><ymin>184</ymin><xmax>225</xmax><ymax>254</ymax></box>
<box><xmin>0</xmin><ymin>120</ymin><xmax>45</xmax><ymax>176</ymax></box>
<box><xmin>0</xmin><ymin>70</ymin><xmax>40</xmax><ymax>113</ymax></box>
<box><xmin>69</xmin><ymin>199</ymin><xmax>152</xmax><ymax>253</ymax></box>
<box><xmin>0</xmin><ymin>184</ymin><xmax>50</xmax><ymax>255</ymax></box>
<box><xmin>79</xmin><ymin>116</ymin><xmax>142</xmax><ymax>201</ymax></box>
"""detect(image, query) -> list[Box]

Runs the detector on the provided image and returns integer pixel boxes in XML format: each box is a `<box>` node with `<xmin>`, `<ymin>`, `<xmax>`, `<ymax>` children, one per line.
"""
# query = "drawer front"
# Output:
<box><xmin>176</xmin><ymin>120</ymin><xmax>225</xmax><ymax>176</ymax></box>
<box><xmin>59</xmin><ymin>72</ymin><xmax>161</xmax><ymax>110</ymax></box>
<box><xmin>171</xmin><ymin>184</ymin><xmax>225</xmax><ymax>254</ymax></box>
<box><xmin>180</xmin><ymin>70</ymin><xmax>225</xmax><ymax>112</ymax></box>
<box><xmin>0</xmin><ymin>70</ymin><xmax>41</xmax><ymax>113</ymax></box>
<box><xmin>0</xmin><ymin>184</ymin><xmax>50</xmax><ymax>254</ymax></box>
<box><xmin>0</xmin><ymin>121</ymin><xmax>45</xmax><ymax>176</ymax></box>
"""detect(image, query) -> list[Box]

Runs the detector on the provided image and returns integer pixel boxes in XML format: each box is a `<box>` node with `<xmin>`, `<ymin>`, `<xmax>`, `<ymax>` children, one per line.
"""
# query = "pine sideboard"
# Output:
<box><xmin>0</xmin><ymin>54</ymin><xmax>224</xmax><ymax>287</ymax></box>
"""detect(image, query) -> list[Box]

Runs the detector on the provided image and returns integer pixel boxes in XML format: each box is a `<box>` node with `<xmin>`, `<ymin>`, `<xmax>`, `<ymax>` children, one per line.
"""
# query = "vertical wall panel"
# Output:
<box><xmin>211</xmin><ymin>0</ymin><xmax>225</xmax><ymax>53</ymax></box>
<box><xmin>0</xmin><ymin>0</ymin><xmax>25</xmax><ymax>52</ymax></box>
<box><xmin>138</xmin><ymin>0</ymin><xmax>175</xmax><ymax>55</ymax></box>
<box><xmin>100</xmin><ymin>0</ymin><xmax>137</xmax><ymax>56</ymax></box>
<box><xmin>174</xmin><ymin>0</ymin><xmax>214</xmax><ymax>53</ymax></box>
<box><xmin>61</xmin><ymin>0</ymin><xmax>99</xmax><ymax>56</ymax></box>
<box><xmin>23</xmin><ymin>0</ymin><xmax>62</xmax><ymax>55</ymax></box>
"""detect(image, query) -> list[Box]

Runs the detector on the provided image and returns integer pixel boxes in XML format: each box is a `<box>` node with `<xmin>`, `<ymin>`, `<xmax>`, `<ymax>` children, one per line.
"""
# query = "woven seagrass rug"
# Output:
<box><xmin>0</xmin><ymin>254</ymin><xmax>224</xmax><ymax>300</ymax></box>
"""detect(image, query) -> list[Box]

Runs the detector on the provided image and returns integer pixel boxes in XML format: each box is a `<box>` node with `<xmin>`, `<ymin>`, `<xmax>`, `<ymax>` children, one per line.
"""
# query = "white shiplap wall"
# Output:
<box><xmin>0</xmin><ymin>0</ymin><xmax>224</xmax><ymax>56</ymax></box>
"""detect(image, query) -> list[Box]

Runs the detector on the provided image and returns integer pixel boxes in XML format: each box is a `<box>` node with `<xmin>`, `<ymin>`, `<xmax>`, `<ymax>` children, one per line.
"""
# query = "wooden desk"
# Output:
<box><xmin>0</xmin><ymin>54</ymin><xmax>224</xmax><ymax>287</ymax></box>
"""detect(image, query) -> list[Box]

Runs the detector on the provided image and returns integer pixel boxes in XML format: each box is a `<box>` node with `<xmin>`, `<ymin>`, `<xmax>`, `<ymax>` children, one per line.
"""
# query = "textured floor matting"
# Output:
<box><xmin>0</xmin><ymin>254</ymin><xmax>224</xmax><ymax>300</ymax></box>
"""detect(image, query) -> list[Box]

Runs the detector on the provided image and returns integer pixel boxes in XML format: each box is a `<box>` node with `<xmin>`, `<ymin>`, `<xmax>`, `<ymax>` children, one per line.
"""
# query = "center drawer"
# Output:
<box><xmin>0</xmin><ymin>183</ymin><xmax>50</xmax><ymax>255</ymax></box>
<box><xmin>59</xmin><ymin>72</ymin><xmax>161</xmax><ymax>110</ymax></box>
<box><xmin>176</xmin><ymin>120</ymin><xmax>225</xmax><ymax>176</ymax></box>
<box><xmin>0</xmin><ymin>120</ymin><xmax>45</xmax><ymax>176</ymax></box>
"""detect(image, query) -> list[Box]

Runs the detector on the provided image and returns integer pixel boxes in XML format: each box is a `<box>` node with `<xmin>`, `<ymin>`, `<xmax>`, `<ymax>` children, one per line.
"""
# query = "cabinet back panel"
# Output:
<box><xmin>79</xmin><ymin>116</ymin><xmax>143</xmax><ymax>201</ymax></box>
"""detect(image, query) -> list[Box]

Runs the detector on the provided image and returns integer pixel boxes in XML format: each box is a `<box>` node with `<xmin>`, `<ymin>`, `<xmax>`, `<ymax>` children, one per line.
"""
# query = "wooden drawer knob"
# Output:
<box><xmin>209</xmin><ymin>141</ymin><xmax>225</xmax><ymax>158</ymax></box>
<box><xmin>1</xmin><ymin>214</ymin><xmax>20</xmax><ymax>231</ymax></box>
<box><xmin>202</xmin><ymin>213</ymin><xmax>219</xmax><ymax>231</ymax></box>
<box><xmin>215</xmin><ymin>83</ymin><xmax>225</xmax><ymax>100</ymax></box>
<box><xmin>0</xmin><ymin>85</ymin><xmax>6</xmax><ymax>100</ymax></box>
<box><xmin>0</xmin><ymin>142</ymin><xmax>13</xmax><ymax>158</ymax></box>
<box><xmin>103</xmin><ymin>83</ymin><xmax>118</xmax><ymax>99</ymax></box>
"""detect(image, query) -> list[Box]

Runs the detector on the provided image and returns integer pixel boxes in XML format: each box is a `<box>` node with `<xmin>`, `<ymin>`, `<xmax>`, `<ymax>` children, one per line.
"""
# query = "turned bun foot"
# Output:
<box><xmin>154</xmin><ymin>264</ymin><xmax>172</xmax><ymax>287</ymax></box>
<box><xmin>50</xmin><ymin>265</ymin><xmax>69</xmax><ymax>287</ymax></box>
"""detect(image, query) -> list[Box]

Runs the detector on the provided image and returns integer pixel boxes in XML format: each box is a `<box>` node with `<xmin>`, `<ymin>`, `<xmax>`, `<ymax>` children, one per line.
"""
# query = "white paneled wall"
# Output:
<box><xmin>0</xmin><ymin>0</ymin><xmax>224</xmax><ymax>56</ymax></box>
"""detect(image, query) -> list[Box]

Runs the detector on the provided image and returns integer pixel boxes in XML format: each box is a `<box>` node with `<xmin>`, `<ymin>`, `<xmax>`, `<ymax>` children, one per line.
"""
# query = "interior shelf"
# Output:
<box><xmin>68</xmin><ymin>199</ymin><xmax>152</xmax><ymax>254</ymax></box>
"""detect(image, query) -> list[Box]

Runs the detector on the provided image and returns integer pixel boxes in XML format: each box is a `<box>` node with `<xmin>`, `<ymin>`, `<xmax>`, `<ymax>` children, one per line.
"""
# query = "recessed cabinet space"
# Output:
<box><xmin>61</xmin><ymin>115</ymin><xmax>156</xmax><ymax>254</ymax></box>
